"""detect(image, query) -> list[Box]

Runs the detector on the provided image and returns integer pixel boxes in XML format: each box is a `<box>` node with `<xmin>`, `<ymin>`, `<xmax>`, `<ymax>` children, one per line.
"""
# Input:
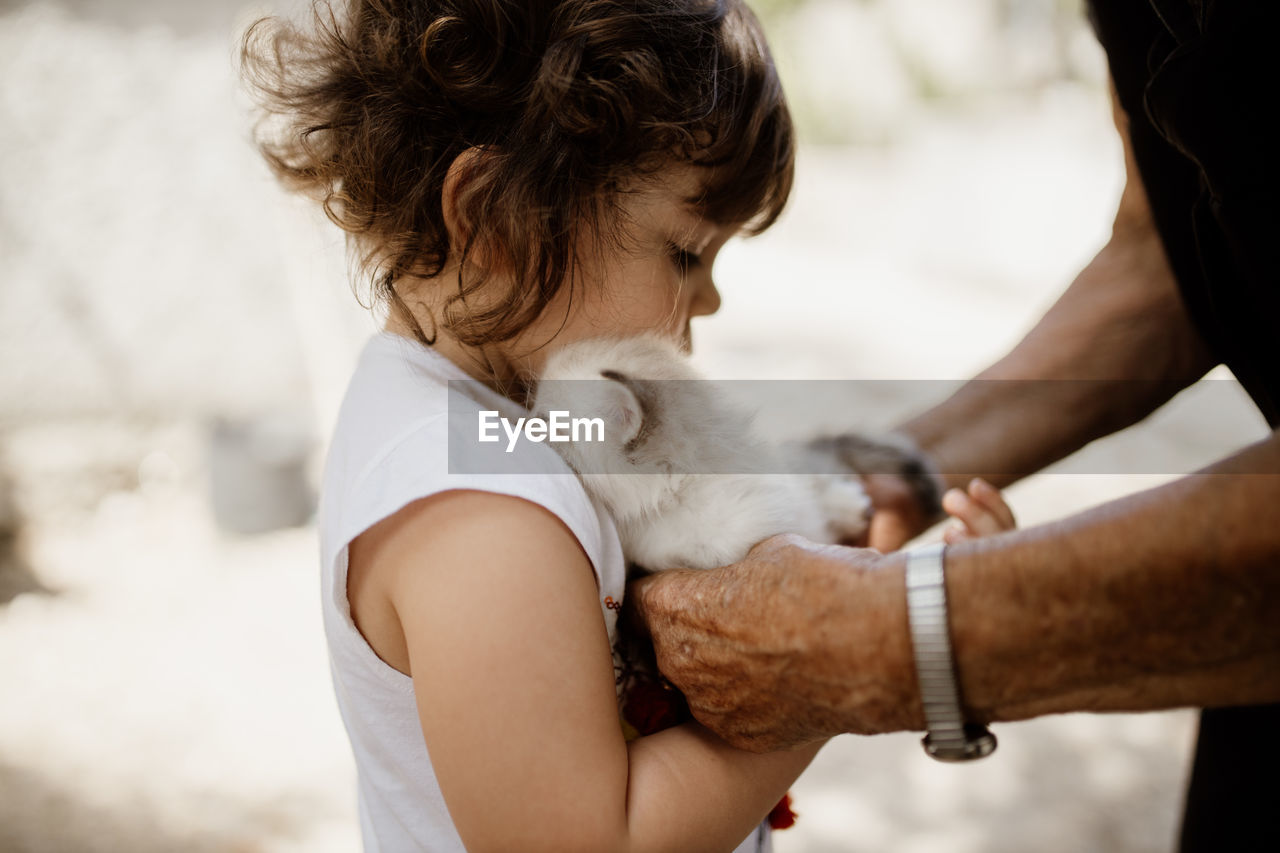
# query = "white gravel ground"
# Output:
<box><xmin>1</xmin><ymin>3</ymin><xmax>1271</xmax><ymax>852</ymax></box>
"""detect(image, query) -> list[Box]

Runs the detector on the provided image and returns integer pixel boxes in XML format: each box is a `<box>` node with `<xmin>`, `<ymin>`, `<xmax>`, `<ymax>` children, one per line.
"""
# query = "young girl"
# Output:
<box><xmin>243</xmin><ymin>3</ymin><xmax>1010</xmax><ymax>850</ymax></box>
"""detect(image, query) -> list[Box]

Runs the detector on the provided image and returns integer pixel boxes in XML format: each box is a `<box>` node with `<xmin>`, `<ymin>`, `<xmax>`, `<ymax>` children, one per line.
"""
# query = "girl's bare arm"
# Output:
<box><xmin>353</xmin><ymin>489</ymin><xmax>818</xmax><ymax>853</ymax></box>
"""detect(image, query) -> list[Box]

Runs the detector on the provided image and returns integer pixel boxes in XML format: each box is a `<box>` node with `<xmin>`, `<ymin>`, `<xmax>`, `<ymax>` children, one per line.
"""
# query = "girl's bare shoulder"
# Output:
<box><xmin>347</xmin><ymin>490</ymin><xmax>595</xmax><ymax>675</ymax></box>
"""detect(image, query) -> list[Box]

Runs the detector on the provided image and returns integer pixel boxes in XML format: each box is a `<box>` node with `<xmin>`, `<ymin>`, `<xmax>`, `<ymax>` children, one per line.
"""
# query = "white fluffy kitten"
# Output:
<box><xmin>533</xmin><ymin>335</ymin><xmax>930</xmax><ymax>572</ymax></box>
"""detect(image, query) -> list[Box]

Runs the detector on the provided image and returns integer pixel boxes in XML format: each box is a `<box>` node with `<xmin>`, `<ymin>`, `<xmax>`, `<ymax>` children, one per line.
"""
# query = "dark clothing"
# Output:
<box><xmin>1087</xmin><ymin>2</ymin><xmax>1279</xmax><ymax>850</ymax></box>
<box><xmin>1090</xmin><ymin>0</ymin><xmax>1280</xmax><ymax>424</ymax></box>
<box><xmin>1180</xmin><ymin>704</ymin><xmax>1280</xmax><ymax>852</ymax></box>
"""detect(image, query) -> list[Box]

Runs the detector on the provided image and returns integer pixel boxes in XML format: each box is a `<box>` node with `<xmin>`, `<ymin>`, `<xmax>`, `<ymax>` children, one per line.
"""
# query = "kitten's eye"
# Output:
<box><xmin>667</xmin><ymin>242</ymin><xmax>702</xmax><ymax>273</ymax></box>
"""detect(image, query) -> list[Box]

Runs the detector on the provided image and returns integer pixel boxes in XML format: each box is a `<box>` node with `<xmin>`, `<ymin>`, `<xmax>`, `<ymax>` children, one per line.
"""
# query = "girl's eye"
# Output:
<box><xmin>667</xmin><ymin>243</ymin><xmax>702</xmax><ymax>272</ymax></box>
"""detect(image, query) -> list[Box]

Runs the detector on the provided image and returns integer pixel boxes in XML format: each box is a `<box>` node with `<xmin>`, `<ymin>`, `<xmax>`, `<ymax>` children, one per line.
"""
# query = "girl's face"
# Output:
<box><xmin>511</xmin><ymin>165</ymin><xmax>735</xmax><ymax>374</ymax></box>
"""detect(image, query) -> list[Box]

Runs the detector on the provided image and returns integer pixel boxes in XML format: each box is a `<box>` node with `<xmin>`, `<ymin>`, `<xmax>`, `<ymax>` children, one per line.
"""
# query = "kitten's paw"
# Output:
<box><xmin>817</xmin><ymin>478</ymin><xmax>872</xmax><ymax>543</ymax></box>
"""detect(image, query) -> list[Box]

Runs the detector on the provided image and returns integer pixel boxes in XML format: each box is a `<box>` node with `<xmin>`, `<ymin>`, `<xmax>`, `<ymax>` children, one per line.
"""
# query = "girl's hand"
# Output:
<box><xmin>942</xmin><ymin>478</ymin><xmax>1016</xmax><ymax>543</ymax></box>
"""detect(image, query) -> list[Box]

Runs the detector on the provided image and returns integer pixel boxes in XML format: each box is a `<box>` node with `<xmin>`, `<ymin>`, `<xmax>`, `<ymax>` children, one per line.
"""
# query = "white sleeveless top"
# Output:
<box><xmin>318</xmin><ymin>332</ymin><xmax>770</xmax><ymax>852</ymax></box>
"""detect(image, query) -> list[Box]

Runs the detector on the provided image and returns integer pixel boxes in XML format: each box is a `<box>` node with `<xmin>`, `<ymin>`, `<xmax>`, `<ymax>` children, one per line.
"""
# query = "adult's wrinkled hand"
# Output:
<box><xmin>626</xmin><ymin>534</ymin><xmax>924</xmax><ymax>752</ymax></box>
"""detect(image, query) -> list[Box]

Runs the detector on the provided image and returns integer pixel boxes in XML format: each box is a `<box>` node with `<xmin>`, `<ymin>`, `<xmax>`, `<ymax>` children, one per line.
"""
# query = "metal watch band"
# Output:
<box><xmin>904</xmin><ymin>542</ymin><xmax>997</xmax><ymax>762</ymax></box>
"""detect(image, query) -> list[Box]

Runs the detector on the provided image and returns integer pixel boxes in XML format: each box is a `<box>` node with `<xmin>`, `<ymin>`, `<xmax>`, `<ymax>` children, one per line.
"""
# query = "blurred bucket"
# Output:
<box><xmin>207</xmin><ymin>414</ymin><xmax>314</xmax><ymax>535</ymax></box>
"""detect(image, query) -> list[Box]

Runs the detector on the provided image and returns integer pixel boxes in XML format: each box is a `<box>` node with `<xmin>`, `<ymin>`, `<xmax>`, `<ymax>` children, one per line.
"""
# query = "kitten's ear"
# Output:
<box><xmin>600</xmin><ymin>375</ymin><xmax>644</xmax><ymax>448</ymax></box>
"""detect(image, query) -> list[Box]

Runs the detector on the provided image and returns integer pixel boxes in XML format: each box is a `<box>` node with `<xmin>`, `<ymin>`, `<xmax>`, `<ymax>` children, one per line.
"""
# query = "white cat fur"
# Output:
<box><xmin>532</xmin><ymin>335</ymin><xmax>872</xmax><ymax>571</ymax></box>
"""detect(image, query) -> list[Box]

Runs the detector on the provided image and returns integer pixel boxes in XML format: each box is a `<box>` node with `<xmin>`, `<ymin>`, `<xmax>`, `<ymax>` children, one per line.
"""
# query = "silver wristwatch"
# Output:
<box><xmin>904</xmin><ymin>543</ymin><xmax>997</xmax><ymax>762</ymax></box>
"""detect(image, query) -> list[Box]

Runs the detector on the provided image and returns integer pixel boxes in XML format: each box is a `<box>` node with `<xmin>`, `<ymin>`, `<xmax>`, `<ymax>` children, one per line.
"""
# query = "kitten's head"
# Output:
<box><xmin>532</xmin><ymin>335</ymin><xmax>751</xmax><ymax>519</ymax></box>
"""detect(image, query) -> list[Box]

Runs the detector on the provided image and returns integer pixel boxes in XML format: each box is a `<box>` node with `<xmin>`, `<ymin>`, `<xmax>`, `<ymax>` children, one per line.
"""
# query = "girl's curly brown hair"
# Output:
<box><xmin>242</xmin><ymin>0</ymin><xmax>794</xmax><ymax>346</ymax></box>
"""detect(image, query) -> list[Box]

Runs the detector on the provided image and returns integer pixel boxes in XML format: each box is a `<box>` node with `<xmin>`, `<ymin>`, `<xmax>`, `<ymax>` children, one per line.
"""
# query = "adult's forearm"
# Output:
<box><xmin>940</xmin><ymin>431</ymin><xmax>1280</xmax><ymax>722</ymax></box>
<box><xmin>898</xmin><ymin>85</ymin><xmax>1214</xmax><ymax>491</ymax></box>
<box><xmin>898</xmin><ymin>223</ymin><xmax>1212</xmax><ymax>490</ymax></box>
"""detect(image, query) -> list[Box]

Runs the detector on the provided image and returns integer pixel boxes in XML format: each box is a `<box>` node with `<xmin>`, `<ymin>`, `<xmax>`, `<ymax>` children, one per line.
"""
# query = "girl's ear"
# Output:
<box><xmin>441</xmin><ymin>147</ymin><xmax>483</xmax><ymax>252</ymax></box>
<box><xmin>441</xmin><ymin>146</ymin><xmax>503</xmax><ymax>265</ymax></box>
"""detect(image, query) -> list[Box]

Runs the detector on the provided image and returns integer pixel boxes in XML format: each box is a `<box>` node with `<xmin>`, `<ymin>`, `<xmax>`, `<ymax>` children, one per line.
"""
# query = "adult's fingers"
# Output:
<box><xmin>621</xmin><ymin>571</ymin><xmax>671</xmax><ymax>638</ymax></box>
<box><xmin>867</xmin><ymin>509</ymin><xmax>912</xmax><ymax>552</ymax></box>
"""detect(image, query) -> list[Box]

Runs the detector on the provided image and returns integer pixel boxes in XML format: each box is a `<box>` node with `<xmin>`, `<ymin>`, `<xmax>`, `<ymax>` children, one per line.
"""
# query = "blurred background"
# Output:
<box><xmin>0</xmin><ymin>1</ymin><xmax>1269</xmax><ymax>851</ymax></box>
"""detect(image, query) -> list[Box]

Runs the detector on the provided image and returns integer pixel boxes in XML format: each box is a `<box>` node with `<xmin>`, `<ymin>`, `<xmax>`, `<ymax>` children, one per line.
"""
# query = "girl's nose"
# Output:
<box><xmin>690</xmin><ymin>275</ymin><xmax>721</xmax><ymax>318</ymax></box>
